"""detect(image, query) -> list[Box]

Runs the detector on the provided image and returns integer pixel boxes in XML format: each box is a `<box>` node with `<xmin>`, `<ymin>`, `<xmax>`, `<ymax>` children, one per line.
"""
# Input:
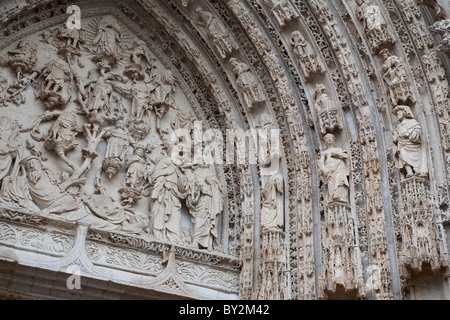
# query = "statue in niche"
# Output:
<box><xmin>289</xmin><ymin>31</ymin><xmax>325</xmax><ymax>80</ymax></box>
<box><xmin>356</xmin><ymin>0</ymin><xmax>393</xmax><ymax>52</ymax></box>
<box><xmin>92</xmin><ymin>16</ymin><xmax>122</xmax><ymax>68</ymax></box>
<box><xmin>229</xmin><ymin>57</ymin><xmax>265</xmax><ymax>111</ymax></box>
<box><xmin>75</xmin><ymin>68</ymin><xmax>121</xmax><ymax>127</ymax></box>
<box><xmin>44</xmin><ymin>112</ymin><xmax>82</xmax><ymax>171</ymax></box>
<box><xmin>35</xmin><ymin>60</ymin><xmax>72</xmax><ymax>109</ymax></box>
<box><xmin>0</xmin><ymin>117</ymin><xmax>22</xmax><ymax>181</ymax></box>
<box><xmin>149</xmin><ymin>69</ymin><xmax>178</xmax><ymax>136</ymax></box>
<box><xmin>186</xmin><ymin>162</ymin><xmax>223</xmax><ymax>251</ymax></box>
<box><xmin>318</xmin><ymin>133</ymin><xmax>350</xmax><ymax>204</ymax></box>
<box><xmin>148</xmin><ymin>146</ymin><xmax>187</xmax><ymax>243</ymax></box>
<box><xmin>102</xmin><ymin>120</ymin><xmax>131</xmax><ymax>179</ymax></box>
<box><xmin>195</xmin><ymin>7</ymin><xmax>238</xmax><ymax>59</ymax></box>
<box><xmin>260</xmin><ymin>173</ymin><xmax>284</xmax><ymax>230</ymax></box>
<box><xmin>313</xmin><ymin>84</ymin><xmax>342</xmax><ymax>135</ymax></box>
<box><xmin>263</xmin><ymin>0</ymin><xmax>299</xmax><ymax>28</ymax></box>
<box><xmin>392</xmin><ymin>105</ymin><xmax>428</xmax><ymax>178</ymax></box>
<box><xmin>120</xmin><ymin>143</ymin><xmax>153</xmax><ymax>206</ymax></box>
<box><xmin>380</xmin><ymin>49</ymin><xmax>415</xmax><ymax>105</ymax></box>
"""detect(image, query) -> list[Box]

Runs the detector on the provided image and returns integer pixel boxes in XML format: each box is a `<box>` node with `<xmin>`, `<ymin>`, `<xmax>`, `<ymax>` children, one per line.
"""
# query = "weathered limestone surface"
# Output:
<box><xmin>0</xmin><ymin>0</ymin><xmax>449</xmax><ymax>300</ymax></box>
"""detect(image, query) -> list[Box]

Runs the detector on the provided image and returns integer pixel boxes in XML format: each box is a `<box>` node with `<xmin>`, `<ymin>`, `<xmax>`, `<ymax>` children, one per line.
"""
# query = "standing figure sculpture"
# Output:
<box><xmin>186</xmin><ymin>162</ymin><xmax>223</xmax><ymax>251</ymax></box>
<box><xmin>260</xmin><ymin>173</ymin><xmax>284</xmax><ymax>230</ymax></box>
<box><xmin>392</xmin><ymin>105</ymin><xmax>428</xmax><ymax>178</ymax></box>
<box><xmin>195</xmin><ymin>7</ymin><xmax>238</xmax><ymax>59</ymax></box>
<box><xmin>318</xmin><ymin>133</ymin><xmax>350</xmax><ymax>204</ymax></box>
<box><xmin>356</xmin><ymin>0</ymin><xmax>393</xmax><ymax>52</ymax></box>
<box><xmin>148</xmin><ymin>147</ymin><xmax>187</xmax><ymax>243</ymax></box>
<box><xmin>229</xmin><ymin>57</ymin><xmax>265</xmax><ymax>111</ymax></box>
<box><xmin>0</xmin><ymin>117</ymin><xmax>22</xmax><ymax>180</ymax></box>
<box><xmin>313</xmin><ymin>84</ymin><xmax>342</xmax><ymax>135</ymax></box>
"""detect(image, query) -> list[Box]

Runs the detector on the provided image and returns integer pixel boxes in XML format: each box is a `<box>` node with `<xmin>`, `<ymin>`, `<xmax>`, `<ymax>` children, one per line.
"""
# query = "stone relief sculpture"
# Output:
<box><xmin>0</xmin><ymin>117</ymin><xmax>22</xmax><ymax>181</ymax></box>
<box><xmin>356</xmin><ymin>0</ymin><xmax>394</xmax><ymax>53</ymax></box>
<box><xmin>392</xmin><ymin>105</ymin><xmax>428</xmax><ymax>178</ymax></box>
<box><xmin>380</xmin><ymin>49</ymin><xmax>415</xmax><ymax>105</ymax></box>
<box><xmin>313</xmin><ymin>84</ymin><xmax>342</xmax><ymax>135</ymax></box>
<box><xmin>429</xmin><ymin>19</ymin><xmax>450</xmax><ymax>57</ymax></box>
<box><xmin>263</xmin><ymin>0</ymin><xmax>299</xmax><ymax>28</ymax></box>
<box><xmin>3</xmin><ymin>156</ymin><xmax>81</xmax><ymax>214</ymax></box>
<box><xmin>149</xmin><ymin>69</ymin><xmax>178</xmax><ymax>136</ymax></box>
<box><xmin>260</xmin><ymin>173</ymin><xmax>284</xmax><ymax>230</ymax></box>
<box><xmin>102</xmin><ymin>120</ymin><xmax>131</xmax><ymax>179</ymax></box>
<box><xmin>229</xmin><ymin>57</ymin><xmax>265</xmax><ymax>111</ymax></box>
<box><xmin>91</xmin><ymin>15</ymin><xmax>123</xmax><ymax>68</ymax></box>
<box><xmin>186</xmin><ymin>162</ymin><xmax>223</xmax><ymax>251</ymax></box>
<box><xmin>120</xmin><ymin>143</ymin><xmax>152</xmax><ymax>206</ymax></box>
<box><xmin>195</xmin><ymin>7</ymin><xmax>238</xmax><ymax>59</ymax></box>
<box><xmin>289</xmin><ymin>31</ymin><xmax>325</xmax><ymax>81</ymax></box>
<box><xmin>318</xmin><ymin>133</ymin><xmax>350</xmax><ymax>204</ymax></box>
<box><xmin>125</xmin><ymin>39</ymin><xmax>156</xmax><ymax>80</ymax></box>
<box><xmin>148</xmin><ymin>146</ymin><xmax>188</xmax><ymax>243</ymax></box>
<box><xmin>43</xmin><ymin>111</ymin><xmax>82</xmax><ymax>171</ymax></box>
<box><xmin>35</xmin><ymin>60</ymin><xmax>72</xmax><ymax>109</ymax></box>
<box><xmin>0</xmin><ymin>40</ymin><xmax>38</xmax><ymax>106</ymax></box>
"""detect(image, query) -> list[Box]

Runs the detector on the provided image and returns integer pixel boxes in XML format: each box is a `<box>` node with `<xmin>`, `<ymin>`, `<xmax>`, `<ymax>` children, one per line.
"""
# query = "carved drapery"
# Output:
<box><xmin>0</xmin><ymin>0</ymin><xmax>449</xmax><ymax>300</ymax></box>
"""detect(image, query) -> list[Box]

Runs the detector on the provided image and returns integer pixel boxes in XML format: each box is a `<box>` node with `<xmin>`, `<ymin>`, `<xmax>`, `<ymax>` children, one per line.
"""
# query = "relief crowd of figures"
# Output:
<box><xmin>0</xmin><ymin>16</ymin><xmax>225</xmax><ymax>252</ymax></box>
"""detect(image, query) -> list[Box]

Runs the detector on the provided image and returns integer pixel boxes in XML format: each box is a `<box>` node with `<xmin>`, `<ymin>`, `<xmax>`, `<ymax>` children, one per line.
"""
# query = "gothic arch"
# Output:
<box><xmin>0</xmin><ymin>0</ymin><xmax>449</xmax><ymax>300</ymax></box>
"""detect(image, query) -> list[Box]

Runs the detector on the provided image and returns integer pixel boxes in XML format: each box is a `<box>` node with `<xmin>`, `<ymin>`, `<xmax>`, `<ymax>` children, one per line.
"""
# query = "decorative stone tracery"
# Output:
<box><xmin>0</xmin><ymin>0</ymin><xmax>448</xmax><ymax>301</ymax></box>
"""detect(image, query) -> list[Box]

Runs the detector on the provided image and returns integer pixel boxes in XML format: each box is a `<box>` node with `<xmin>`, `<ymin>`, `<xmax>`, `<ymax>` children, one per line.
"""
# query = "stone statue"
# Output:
<box><xmin>35</xmin><ymin>60</ymin><xmax>72</xmax><ymax>109</ymax></box>
<box><xmin>149</xmin><ymin>69</ymin><xmax>178</xmax><ymax>136</ymax></box>
<box><xmin>102</xmin><ymin>120</ymin><xmax>131</xmax><ymax>179</ymax></box>
<box><xmin>356</xmin><ymin>0</ymin><xmax>393</xmax><ymax>52</ymax></box>
<box><xmin>125</xmin><ymin>39</ymin><xmax>155</xmax><ymax>80</ymax></box>
<box><xmin>8</xmin><ymin>40</ymin><xmax>38</xmax><ymax>80</ymax></box>
<box><xmin>186</xmin><ymin>162</ymin><xmax>223</xmax><ymax>250</ymax></box>
<box><xmin>110</xmin><ymin>72</ymin><xmax>153</xmax><ymax>141</ymax></box>
<box><xmin>148</xmin><ymin>147</ymin><xmax>187</xmax><ymax>243</ymax></box>
<box><xmin>0</xmin><ymin>117</ymin><xmax>22</xmax><ymax>181</ymax></box>
<box><xmin>263</xmin><ymin>0</ymin><xmax>299</xmax><ymax>28</ymax></box>
<box><xmin>19</xmin><ymin>156</ymin><xmax>81</xmax><ymax>214</ymax></box>
<box><xmin>392</xmin><ymin>105</ymin><xmax>428</xmax><ymax>178</ymax></box>
<box><xmin>57</xmin><ymin>24</ymin><xmax>85</xmax><ymax>61</ymax></box>
<box><xmin>44</xmin><ymin>112</ymin><xmax>82</xmax><ymax>170</ymax></box>
<box><xmin>120</xmin><ymin>144</ymin><xmax>151</xmax><ymax>206</ymax></box>
<box><xmin>318</xmin><ymin>133</ymin><xmax>350</xmax><ymax>204</ymax></box>
<box><xmin>195</xmin><ymin>7</ymin><xmax>238</xmax><ymax>59</ymax></box>
<box><xmin>82</xmin><ymin>182</ymin><xmax>149</xmax><ymax>235</ymax></box>
<box><xmin>92</xmin><ymin>16</ymin><xmax>122</xmax><ymax>60</ymax></box>
<box><xmin>229</xmin><ymin>57</ymin><xmax>265</xmax><ymax>111</ymax></box>
<box><xmin>75</xmin><ymin>68</ymin><xmax>121</xmax><ymax>127</ymax></box>
<box><xmin>171</xmin><ymin>111</ymin><xmax>196</xmax><ymax>164</ymax></box>
<box><xmin>313</xmin><ymin>84</ymin><xmax>342</xmax><ymax>135</ymax></box>
<box><xmin>429</xmin><ymin>19</ymin><xmax>450</xmax><ymax>57</ymax></box>
<box><xmin>289</xmin><ymin>31</ymin><xmax>325</xmax><ymax>80</ymax></box>
<box><xmin>380</xmin><ymin>48</ymin><xmax>415</xmax><ymax>105</ymax></box>
<box><xmin>260</xmin><ymin>173</ymin><xmax>284</xmax><ymax>230</ymax></box>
